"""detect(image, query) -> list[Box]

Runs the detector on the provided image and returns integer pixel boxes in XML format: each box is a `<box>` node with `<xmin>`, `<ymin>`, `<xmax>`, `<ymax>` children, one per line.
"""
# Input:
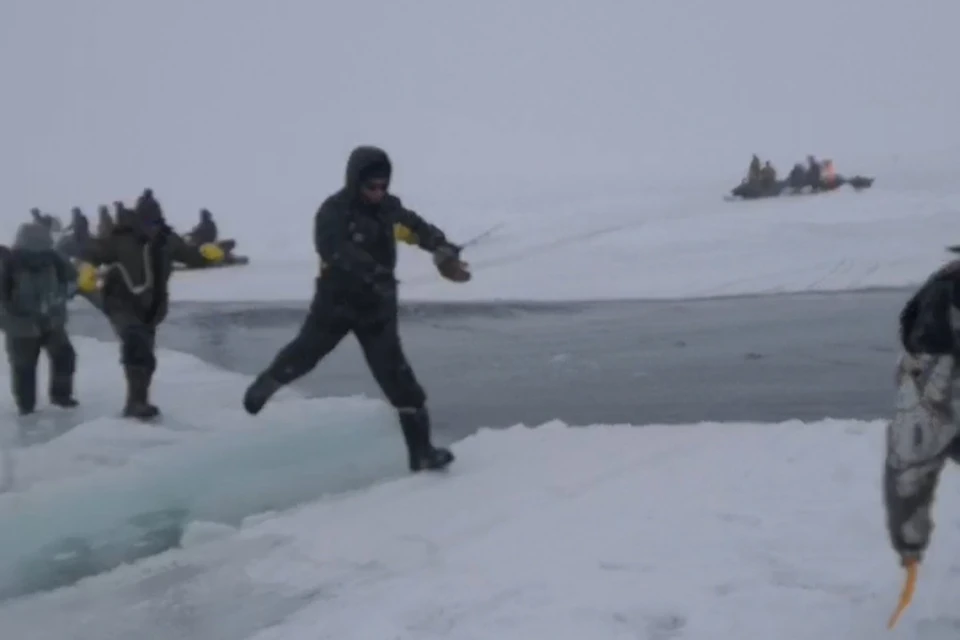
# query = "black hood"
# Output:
<box><xmin>135</xmin><ymin>188</ymin><xmax>165</xmax><ymax>226</ymax></box>
<box><xmin>344</xmin><ymin>146</ymin><xmax>392</xmax><ymax>198</ymax></box>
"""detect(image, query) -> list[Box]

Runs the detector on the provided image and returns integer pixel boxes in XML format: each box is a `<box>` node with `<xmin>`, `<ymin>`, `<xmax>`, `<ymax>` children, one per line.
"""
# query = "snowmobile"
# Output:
<box><xmin>174</xmin><ymin>237</ymin><xmax>250</xmax><ymax>270</ymax></box>
<box><xmin>725</xmin><ymin>172</ymin><xmax>874</xmax><ymax>201</ymax></box>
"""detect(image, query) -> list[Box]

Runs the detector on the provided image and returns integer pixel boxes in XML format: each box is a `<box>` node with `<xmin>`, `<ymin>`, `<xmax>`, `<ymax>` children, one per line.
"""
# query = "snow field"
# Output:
<box><xmin>3</xmin><ymin>418</ymin><xmax>957</xmax><ymax>639</ymax></box>
<box><xmin>164</xmin><ymin>186</ymin><xmax>960</xmax><ymax>303</ymax></box>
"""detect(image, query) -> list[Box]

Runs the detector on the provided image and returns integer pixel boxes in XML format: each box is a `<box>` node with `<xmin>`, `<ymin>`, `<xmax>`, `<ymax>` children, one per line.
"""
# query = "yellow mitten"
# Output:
<box><xmin>394</xmin><ymin>224</ymin><xmax>419</xmax><ymax>245</ymax></box>
<box><xmin>76</xmin><ymin>262</ymin><xmax>99</xmax><ymax>294</ymax></box>
<box><xmin>199</xmin><ymin>243</ymin><xmax>225</xmax><ymax>263</ymax></box>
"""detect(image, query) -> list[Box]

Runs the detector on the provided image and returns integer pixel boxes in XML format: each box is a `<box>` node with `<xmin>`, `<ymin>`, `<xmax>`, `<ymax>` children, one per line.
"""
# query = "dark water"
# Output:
<box><xmin>0</xmin><ymin>287</ymin><xmax>910</xmax><ymax>603</ymax></box>
<box><xmin>68</xmin><ymin>288</ymin><xmax>910</xmax><ymax>442</ymax></box>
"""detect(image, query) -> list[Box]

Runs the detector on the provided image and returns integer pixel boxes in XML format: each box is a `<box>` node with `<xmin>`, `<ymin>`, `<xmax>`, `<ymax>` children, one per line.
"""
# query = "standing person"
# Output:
<box><xmin>81</xmin><ymin>189</ymin><xmax>224</xmax><ymax>419</ymax></box>
<box><xmin>242</xmin><ymin>145</ymin><xmax>471</xmax><ymax>472</ymax></box>
<box><xmin>96</xmin><ymin>204</ymin><xmax>115</xmax><ymax>238</ymax></box>
<box><xmin>0</xmin><ymin>222</ymin><xmax>88</xmax><ymax>415</ymax></box>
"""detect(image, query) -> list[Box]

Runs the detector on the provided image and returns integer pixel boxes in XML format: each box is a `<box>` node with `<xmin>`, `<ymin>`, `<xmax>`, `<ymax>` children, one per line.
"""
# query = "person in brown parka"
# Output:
<box><xmin>80</xmin><ymin>189</ymin><xmax>223</xmax><ymax>419</ymax></box>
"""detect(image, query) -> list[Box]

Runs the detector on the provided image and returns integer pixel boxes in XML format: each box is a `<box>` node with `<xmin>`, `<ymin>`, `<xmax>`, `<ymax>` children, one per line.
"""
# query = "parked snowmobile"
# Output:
<box><xmin>725</xmin><ymin>157</ymin><xmax>875</xmax><ymax>201</ymax></box>
<box><xmin>176</xmin><ymin>209</ymin><xmax>249</xmax><ymax>270</ymax></box>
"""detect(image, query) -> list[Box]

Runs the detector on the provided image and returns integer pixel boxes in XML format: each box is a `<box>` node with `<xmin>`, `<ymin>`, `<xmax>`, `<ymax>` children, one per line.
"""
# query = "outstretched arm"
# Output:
<box><xmin>388</xmin><ymin>197</ymin><xmax>450</xmax><ymax>252</ymax></box>
<box><xmin>167</xmin><ymin>231</ymin><xmax>211</xmax><ymax>268</ymax></box>
<box><xmin>80</xmin><ymin>237</ymin><xmax>118</xmax><ymax>266</ymax></box>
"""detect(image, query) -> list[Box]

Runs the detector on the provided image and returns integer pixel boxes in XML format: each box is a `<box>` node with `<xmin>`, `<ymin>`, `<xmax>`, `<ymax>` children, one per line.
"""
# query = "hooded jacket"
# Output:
<box><xmin>188</xmin><ymin>210</ymin><xmax>218</xmax><ymax>245</ymax></box>
<box><xmin>0</xmin><ymin>223</ymin><xmax>76</xmax><ymax>337</ymax></box>
<box><xmin>313</xmin><ymin>146</ymin><xmax>449</xmax><ymax>307</ymax></box>
<box><xmin>81</xmin><ymin>192</ymin><xmax>208</xmax><ymax>326</ymax></box>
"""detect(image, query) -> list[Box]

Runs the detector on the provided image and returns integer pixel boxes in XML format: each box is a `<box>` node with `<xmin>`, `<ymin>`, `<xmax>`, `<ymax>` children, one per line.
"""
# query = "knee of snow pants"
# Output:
<box><xmin>44</xmin><ymin>329</ymin><xmax>76</xmax><ymax>377</ymax></box>
<box><xmin>266</xmin><ymin>309</ymin><xmax>350</xmax><ymax>385</ymax></box>
<box><xmin>114</xmin><ymin>320</ymin><xmax>157</xmax><ymax>373</ymax></box>
<box><xmin>5</xmin><ymin>335</ymin><xmax>40</xmax><ymax>411</ymax></box>
<box><xmin>355</xmin><ymin>318</ymin><xmax>426</xmax><ymax>410</ymax></box>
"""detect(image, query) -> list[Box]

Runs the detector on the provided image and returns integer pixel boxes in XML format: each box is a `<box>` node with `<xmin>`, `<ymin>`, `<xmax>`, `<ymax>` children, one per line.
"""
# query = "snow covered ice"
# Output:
<box><xmin>0</xmin><ymin>338</ymin><xmax>413</xmax><ymax>601</ymax></box>
<box><xmin>3</xmin><ymin>419</ymin><xmax>958</xmax><ymax>640</ymax></box>
<box><xmin>3</xmin><ymin>0</ymin><xmax>960</xmax><ymax>637</ymax></box>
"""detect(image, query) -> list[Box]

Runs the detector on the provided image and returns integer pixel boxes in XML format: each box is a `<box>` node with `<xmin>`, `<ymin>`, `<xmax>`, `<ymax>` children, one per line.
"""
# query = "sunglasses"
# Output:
<box><xmin>361</xmin><ymin>180</ymin><xmax>389</xmax><ymax>193</ymax></box>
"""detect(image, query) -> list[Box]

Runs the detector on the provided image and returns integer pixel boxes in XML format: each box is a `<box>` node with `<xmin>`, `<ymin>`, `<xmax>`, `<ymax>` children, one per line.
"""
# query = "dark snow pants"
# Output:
<box><xmin>263</xmin><ymin>299</ymin><xmax>426</xmax><ymax>411</ymax></box>
<box><xmin>5</xmin><ymin>328</ymin><xmax>76</xmax><ymax>412</ymax></box>
<box><xmin>109</xmin><ymin>313</ymin><xmax>157</xmax><ymax>404</ymax></box>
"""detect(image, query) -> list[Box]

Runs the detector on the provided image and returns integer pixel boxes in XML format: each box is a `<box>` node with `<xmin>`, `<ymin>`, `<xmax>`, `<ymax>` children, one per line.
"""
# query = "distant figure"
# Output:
<box><xmin>759</xmin><ymin>161</ymin><xmax>778</xmax><ymax>189</ymax></box>
<box><xmin>97</xmin><ymin>204</ymin><xmax>115</xmax><ymax>238</ymax></box>
<box><xmin>747</xmin><ymin>154</ymin><xmax>762</xmax><ymax>183</ymax></box>
<box><xmin>821</xmin><ymin>159</ymin><xmax>837</xmax><ymax>188</ymax></box>
<box><xmin>187</xmin><ymin>209</ymin><xmax>218</xmax><ymax>246</ymax></box>
<box><xmin>806</xmin><ymin>156</ymin><xmax>822</xmax><ymax>191</ymax></box>
<box><xmin>67</xmin><ymin>207</ymin><xmax>91</xmax><ymax>246</ymax></box>
<box><xmin>134</xmin><ymin>189</ymin><xmax>163</xmax><ymax>228</ymax></box>
<box><xmin>29</xmin><ymin>208</ymin><xmax>60</xmax><ymax>234</ymax></box>
<box><xmin>787</xmin><ymin>163</ymin><xmax>807</xmax><ymax>191</ymax></box>
<box><xmin>114</xmin><ymin>201</ymin><xmax>135</xmax><ymax>228</ymax></box>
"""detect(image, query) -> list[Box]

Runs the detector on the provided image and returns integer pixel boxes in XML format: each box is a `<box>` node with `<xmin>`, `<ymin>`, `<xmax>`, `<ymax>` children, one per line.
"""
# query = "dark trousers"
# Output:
<box><xmin>110</xmin><ymin>313</ymin><xmax>157</xmax><ymax>404</ymax></box>
<box><xmin>264</xmin><ymin>305</ymin><xmax>426</xmax><ymax>410</ymax></box>
<box><xmin>6</xmin><ymin>328</ymin><xmax>76</xmax><ymax>412</ymax></box>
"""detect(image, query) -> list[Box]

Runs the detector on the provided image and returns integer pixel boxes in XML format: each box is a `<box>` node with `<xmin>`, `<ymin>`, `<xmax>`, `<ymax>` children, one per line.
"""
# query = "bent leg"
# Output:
<box><xmin>243</xmin><ymin>306</ymin><xmax>349</xmax><ymax>415</ymax></box>
<box><xmin>355</xmin><ymin>317</ymin><xmax>426</xmax><ymax>409</ymax></box>
<box><xmin>5</xmin><ymin>334</ymin><xmax>41</xmax><ymax>415</ymax></box>
<box><xmin>43</xmin><ymin>328</ymin><xmax>78</xmax><ymax>407</ymax></box>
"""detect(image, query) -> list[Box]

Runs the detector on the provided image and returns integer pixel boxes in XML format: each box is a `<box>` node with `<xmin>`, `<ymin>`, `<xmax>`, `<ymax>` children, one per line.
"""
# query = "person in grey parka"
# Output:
<box><xmin>0</xmin><ymin>222</ymin><xmax>80</xmax><ymax>415</ymax></box>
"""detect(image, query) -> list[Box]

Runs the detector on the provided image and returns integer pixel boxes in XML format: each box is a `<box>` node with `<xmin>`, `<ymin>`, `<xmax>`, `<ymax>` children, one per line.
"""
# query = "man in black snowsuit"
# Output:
<box><xmin>0</xmin><ymin>222</ymin><xmax>80</xmax><ymax>415</ymax></box>
<box><xmin>57</xmin><ymin>207</ymin><xmax>93</xmax><ymax>259</ymax></box>
<box><xmin>242</xmin><ymin>146</ymin><xmax>469</xmax><ymax>472</ymax></box>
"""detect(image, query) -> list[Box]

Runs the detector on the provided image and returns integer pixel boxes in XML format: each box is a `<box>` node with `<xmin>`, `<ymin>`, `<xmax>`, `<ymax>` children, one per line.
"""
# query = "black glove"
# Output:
<box><xmin>433</xmin><ymin>242</ymin><xmax>461</xmax><ymax>265</ymax></box>
<box><xmin>432</xmin><ymin>241</ymin><xmax>471</xmax><ymax>283</ymax></box>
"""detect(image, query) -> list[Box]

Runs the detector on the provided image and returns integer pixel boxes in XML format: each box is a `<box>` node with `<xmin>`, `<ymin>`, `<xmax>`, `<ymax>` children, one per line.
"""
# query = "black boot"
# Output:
<box><xmin>49</xmin><ymin>374</ymin><xmax>79</xmax><ymax>408</ymax></box>
<box><xmin>399</xmin><ymin>407</ymin><xmax>454</xmax><ymax>472</ymax></box>
<box><xmin>243</xmin><ymin>373</ymin><xmax>283</xmax><ymax>415</ymax></box>
<box><xmin>12</xmin><ymin>365</ymin><xmax>37</xmax><ymax>416</ymax></box>
<box><xmin>123</xmin><ymin>367</ymin><xmax>159</xmax><ymax>420</ymax></box>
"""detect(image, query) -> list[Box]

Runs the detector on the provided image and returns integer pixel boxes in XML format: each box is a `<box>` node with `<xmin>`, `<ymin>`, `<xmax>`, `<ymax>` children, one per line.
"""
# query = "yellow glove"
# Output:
<box><xmin>394</xmin><ymin>224</ymin><xmax>419</xmax><ymax>245</ymax></box>
<box><xmin>199</xmin><ymin>242</ymin><xmax>225</xmax><ymax>263</ymax></box>
<box><xmin>76</xmin><ymin>262</ymin><xmax>99</xmax><ymax>294</ymax></box>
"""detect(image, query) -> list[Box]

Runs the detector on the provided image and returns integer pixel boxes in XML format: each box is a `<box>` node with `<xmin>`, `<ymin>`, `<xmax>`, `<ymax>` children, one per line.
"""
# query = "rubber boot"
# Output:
<box><xmin>123</xmin><ymin>367</ymin><xmax>159</xmax><ymax>420</ymax></box>
<box><xmin>49</xmin><ymin>374</ymin><xmax>79</xmax><ymax>408</ymax></box>
<box><xmin>398</xmin><ymin>407</ymin><xmax>454</xmax><ymax>472</ymax></box>
<box><xmin>12</xmin><ymin>365</ymin><xmax>37</xmax><ymax>416</ymax></box>
<box><xmin>243</xmin><ymin>372</ymin><xmax>283</xmax><ymax>415</ymax></box>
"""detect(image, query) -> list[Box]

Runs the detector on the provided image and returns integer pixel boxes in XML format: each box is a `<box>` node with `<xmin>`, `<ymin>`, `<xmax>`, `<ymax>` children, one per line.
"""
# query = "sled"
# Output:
<box><xmin>173</xmin><ymin>255</ymin><xmax>250</xmax><ymax>271</ymax></box>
